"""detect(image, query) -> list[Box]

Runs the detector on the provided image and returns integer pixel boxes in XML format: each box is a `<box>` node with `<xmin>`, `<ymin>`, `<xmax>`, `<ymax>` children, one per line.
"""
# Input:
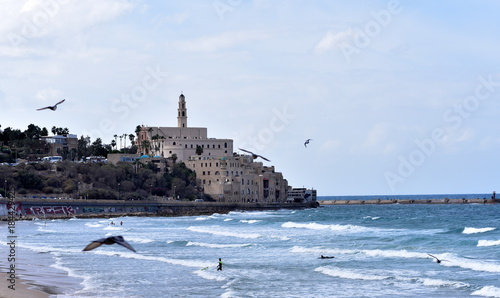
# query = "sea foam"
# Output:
<box><xmin>463</xmin><ymin>227</ymin><xmax>496</xmax><ymax>234</ymax></box>
<box><xmin>471</xmin><ymin>285</ymin><xmax>500</xmax><ymax>298</ymax></box>
<box><xmin>477</xmin><ymin>240</ymin><xmax>500</xmax><ymax>247</ymax></box>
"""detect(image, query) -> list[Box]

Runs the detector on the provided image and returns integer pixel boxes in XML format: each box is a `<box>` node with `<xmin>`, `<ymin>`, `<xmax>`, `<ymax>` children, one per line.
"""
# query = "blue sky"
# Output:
<box><xmin>1</xmin><ymin>0</ymin><xmax>500</xmax><ymax>196</ymax></box>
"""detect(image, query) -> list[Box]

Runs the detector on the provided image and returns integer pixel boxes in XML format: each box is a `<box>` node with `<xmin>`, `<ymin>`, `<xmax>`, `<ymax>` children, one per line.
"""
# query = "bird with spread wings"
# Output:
<box><xmin>238</xmin><ymin>148</ymin><xmax>270</xmax><ymax>162</ymax></box>
<box><xmin>36</xmin><ymin>99</ymin><xmax>65</xmax><ymax>111</ymax></box>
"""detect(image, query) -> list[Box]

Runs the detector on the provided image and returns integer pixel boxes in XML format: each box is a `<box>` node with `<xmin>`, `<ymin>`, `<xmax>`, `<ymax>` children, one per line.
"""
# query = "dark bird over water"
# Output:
<box><xmin>83</xmin><ymin>236</ymin><xmax>136</xmax><ymax>253</ymax></box>
<box><xmin>304</xmin><ymin>139</ymin><xmax>312</xmax><ymax>147</ymax></box>
<box><xmin>428</xmin><ymin>253</ymin><xmax>442</xmax><ymax>263</ymax></box>
<box><xmin>37</xmin><ymin>99</ymin><xmax>65</xmax><ymax>111</ymax></box>
<box><xmin>238</xmin><ymin>148</ymin><xmax>270</xmax><ymax>162</ymax></box>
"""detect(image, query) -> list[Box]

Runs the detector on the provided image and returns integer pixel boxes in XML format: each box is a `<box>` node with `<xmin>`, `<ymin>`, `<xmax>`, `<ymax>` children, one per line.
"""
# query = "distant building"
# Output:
<box><xmin>136</xmin><ymin>93</ymin><xmax>313</xmax><ymax>203</ymax></box>
<box><xmin>287</xmin><ymin>188</ymin><xmax>317</xmax><ymax>203</ymax></box>
<box><xmin>41</xmin><ymin>134</ymin><xmax>78</xmax><ymax>158</ymax></box>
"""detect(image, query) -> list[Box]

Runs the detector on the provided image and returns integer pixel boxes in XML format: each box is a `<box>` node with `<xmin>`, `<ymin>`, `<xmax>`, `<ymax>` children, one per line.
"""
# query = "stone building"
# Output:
<box><xmin>136</xmin><ymin>94</ymin><xmax>233</xmax><ymax>161</ymax></box>
<box><xmin>136</xmin><ymin>93</ymin><xmax>292</xmax><ymax>203</ymax></box>
<box><xmin>186</xmin><ymin>154</ymin><xmax>289</xmax><ymax>203</ymax></box>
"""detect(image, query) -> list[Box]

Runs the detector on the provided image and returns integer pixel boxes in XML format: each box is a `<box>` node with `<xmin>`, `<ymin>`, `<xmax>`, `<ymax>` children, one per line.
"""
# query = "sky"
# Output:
<box><xmin>1</xmin><ymin>0</ymin><xmax>500</xmax><ymax>196</ymax></box>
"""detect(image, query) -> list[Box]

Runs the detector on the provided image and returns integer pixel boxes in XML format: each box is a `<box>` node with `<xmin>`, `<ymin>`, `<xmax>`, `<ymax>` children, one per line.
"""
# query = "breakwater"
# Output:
<box><xmin>0</xmin><ymin>198</ymin><xmax>318</xmax><ymax>220</ymax></box>
<box><xmin>319</xmin><ymin>198</ymin><xmax>500</xmax><ymax>205</ymax></box>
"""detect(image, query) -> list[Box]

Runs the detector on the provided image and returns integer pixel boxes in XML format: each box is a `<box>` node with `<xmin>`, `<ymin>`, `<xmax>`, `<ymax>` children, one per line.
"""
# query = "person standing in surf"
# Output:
<box><xmin>217</xmin><ymin>258</ymin><xmax>223</xmax><ymax>271</ymax></box>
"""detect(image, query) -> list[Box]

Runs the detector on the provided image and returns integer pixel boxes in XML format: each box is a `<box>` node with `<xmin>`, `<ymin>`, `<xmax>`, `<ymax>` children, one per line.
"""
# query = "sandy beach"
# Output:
<box><xmin>1</xmin><ymin>221</ymin><xmax>82</xmax><ymax>298</ymax></box>
<box><xmin>0</xmin><ymin>271</ymin><xmax>49</xmax><ymax>298</ymax></box>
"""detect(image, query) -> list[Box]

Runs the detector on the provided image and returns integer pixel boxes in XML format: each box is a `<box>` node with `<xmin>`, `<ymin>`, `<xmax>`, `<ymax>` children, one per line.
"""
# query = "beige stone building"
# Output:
<box><xmin>137</xmin><ymin>94</ymin><xmax>233</xmax><ymax>161</ymax></box>
<box><xmin>186</xmin><ymin>155</ymin><xmax>289</xmax><ymax>203</ymax></box>
<box><xmin>136</xmin><ymin>93</ymin><xmax>291</xmax><ymax>203</ymax></box>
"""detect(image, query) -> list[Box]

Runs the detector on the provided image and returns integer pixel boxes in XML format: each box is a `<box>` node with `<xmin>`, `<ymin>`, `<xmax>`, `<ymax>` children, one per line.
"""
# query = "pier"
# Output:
<box><xmin>319</xmin><ymin>198</ymin><xmax>500</xmax><ymax>205</ymax></box>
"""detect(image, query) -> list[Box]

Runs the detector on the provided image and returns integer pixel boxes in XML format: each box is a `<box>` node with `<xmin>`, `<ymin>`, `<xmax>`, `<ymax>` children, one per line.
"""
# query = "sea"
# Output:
<box><xmin>2</xmin><ymin>194</ymin><xmax>500</xmax><ymax>298</ymax></box>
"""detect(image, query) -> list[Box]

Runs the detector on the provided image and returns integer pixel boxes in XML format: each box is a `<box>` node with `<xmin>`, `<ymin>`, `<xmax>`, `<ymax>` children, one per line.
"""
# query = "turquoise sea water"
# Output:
<box><xmin>2</xmin><ymin>196</ymin><xmax>500</xmax><ymax>297</ymax></box>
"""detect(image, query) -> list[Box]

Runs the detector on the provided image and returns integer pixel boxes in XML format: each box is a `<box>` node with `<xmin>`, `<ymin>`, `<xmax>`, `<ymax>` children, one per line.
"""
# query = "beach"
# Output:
<box><xmin>0</xmin><ymin>221</ymin><xmax>82</xmax><ymax>298</ymax></box>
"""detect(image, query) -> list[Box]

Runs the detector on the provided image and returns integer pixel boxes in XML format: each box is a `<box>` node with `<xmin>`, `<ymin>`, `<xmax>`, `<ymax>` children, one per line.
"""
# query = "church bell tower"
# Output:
<box><xmin>177</xmin><ymin>93</ymin><xmax>187</xmax><ymax>128</ymax></box>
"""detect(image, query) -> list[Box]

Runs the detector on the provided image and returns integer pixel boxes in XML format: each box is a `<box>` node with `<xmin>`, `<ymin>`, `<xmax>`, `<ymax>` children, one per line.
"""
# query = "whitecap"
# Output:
<box><xmin>463</xmin><ymin>227</ymin><xmax>496</xmax><ymax>234</ymax></box>
<box><xmin>477</xmin><ymin>240</ymin><xmax>500</xmax><ymax>247</ymax></box>
<box><xmin>282</xmin><ymin>221</ymin><xmax>372</xmax><ymax>233</ymax></box>
<box><xmin>37</xmin><ymin>227</ymin><xmax>57</xmax><ymax>233</ymax></box>
<box><xmin>240</xmin><ymin>220</ymin><xmax>261</xmax><ymax>224</ymax></box>
<box><xmin>315</xmin><ymin>266</ymin><xmax>387</xmax><ymax>281</ymax></box>
<box><xmin>126</xmin><ymin>236</ymin><xmax>154</xmax><ymax>244</ymax></box>
<box><xmin>85</xmin><ymin>223</ymin><xmax>102</xmax><ymax>228</ymax></box>
<box><xmin>471</xmin><ymin>285</ymin><xmax>500</xmax><ymax>298</ymax></box>
<box><xmin>186</xmin><ymin>242</ymin><xmax>252</xmax><ymax>248</ymax></box>
<box><xmin>187</xmin><ymin>226</ymin><xmax>261</xmax><ymax>239</ymax></box>
<box><xmin>193</xmin><ymin>268</ymin><xmax>226</xmax><ymax>281</ymax></box>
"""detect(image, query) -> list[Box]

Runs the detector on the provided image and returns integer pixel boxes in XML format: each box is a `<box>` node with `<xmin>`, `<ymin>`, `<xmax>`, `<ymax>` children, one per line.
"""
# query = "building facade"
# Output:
<box><xmin>135</xmin><ymin>93</ymin><xmax>294</xmax><ymax>203</ymax></box>
<box><xmin>137</xmin><ymin>94</ymin><xmax>233</xmax><ymax>161</ymax></box>
<box><xmin>186</xmin><ymin>155</ymin><xmax>289</xmax><ymax>203</ymax></box>
<box><xmin>41</xmin><ymin>134</ymin><xmax>78</xmax><ymax>158</ymax></box>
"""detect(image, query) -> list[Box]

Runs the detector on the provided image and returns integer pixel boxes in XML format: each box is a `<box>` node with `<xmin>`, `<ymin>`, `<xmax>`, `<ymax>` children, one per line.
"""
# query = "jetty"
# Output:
<box><xmin>319</xmin><ymin>198</ymin><xmax>500</xmax><ymax>205</ymax></box>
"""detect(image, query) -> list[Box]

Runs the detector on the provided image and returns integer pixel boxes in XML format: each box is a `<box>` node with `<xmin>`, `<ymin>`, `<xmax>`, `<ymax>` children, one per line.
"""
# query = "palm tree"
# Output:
<box><xmin>122</xmin><ymin>133</ymin><xmax>128</xmax><ymax>148</ymax></box>
<box><xmin>129</xmin><ymin>134</ymin><xmax>135</xmax><ymax>146</ymax></box>
<box><xmin>113</xmin><ymin>134</ymin><xmax>118</xmax><ymax>149</ymax></box>
<box><xmin>111</xmin><ymin>140</ymin><xmax>117</xmax><ymax>150</ymax></box>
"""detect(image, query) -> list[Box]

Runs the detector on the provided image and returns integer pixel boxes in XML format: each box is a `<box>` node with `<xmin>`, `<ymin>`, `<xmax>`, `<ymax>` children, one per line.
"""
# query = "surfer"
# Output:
<box><xmin>217</xmin><ymin>258</ymin><xmax>223</xmax><ymax>271</ymax></box>
<box><xmin>320</xmin><ymin>255</ymin><xmax>335</xmax><ymax>259</ymax></box>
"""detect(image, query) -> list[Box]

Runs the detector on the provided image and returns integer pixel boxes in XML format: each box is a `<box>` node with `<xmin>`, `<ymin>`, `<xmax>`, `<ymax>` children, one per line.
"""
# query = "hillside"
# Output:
<box><xmin>0</xmin><ymin>160</ymin><xmax>211</xmax><ymax>201</ymax></box>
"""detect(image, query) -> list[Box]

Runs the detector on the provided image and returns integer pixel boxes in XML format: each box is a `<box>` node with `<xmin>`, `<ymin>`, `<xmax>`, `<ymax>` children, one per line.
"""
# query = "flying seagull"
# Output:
<box><xmin>427</xmin><ymin>253</ymin><xmax>443</xmax><ymax>263</ymax></box>
<box><xmin>36</xmin><ymin>99</ymin><xmax>65</xmax><ymax>111</ymax></box>
<box><xmin>304</xmin><ymin>139</ymin><xmax>312</xmax><ymax>147</ymax></box>
<box><xmin>83</xmin><ymin>236</ymin><xmax>136</xmax><ymax>253</ymax></box>
<box><xmin>238</xmin><ymin>148</ymin><xmax>270</xmax><ymax>162</ymax></box>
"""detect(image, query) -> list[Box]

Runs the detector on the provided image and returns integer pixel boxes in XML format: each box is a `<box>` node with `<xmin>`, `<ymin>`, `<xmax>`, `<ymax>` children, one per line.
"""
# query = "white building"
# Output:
<box><xmin>136</xmin><ymin>93</ymin><xmax>306</xmax><ymax>203</ymax></box>
<box><xmin>137</xmin><ymin>94</ymin><xmax>233</xmax><ymax>161</ymax></box>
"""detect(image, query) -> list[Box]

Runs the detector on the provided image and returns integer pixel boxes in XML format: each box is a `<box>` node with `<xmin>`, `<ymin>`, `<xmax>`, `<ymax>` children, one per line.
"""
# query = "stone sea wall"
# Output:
<box><xmin>0</xmin><ymin>198</ymin><xmax>318</xmax><ymax>220</ymax></box>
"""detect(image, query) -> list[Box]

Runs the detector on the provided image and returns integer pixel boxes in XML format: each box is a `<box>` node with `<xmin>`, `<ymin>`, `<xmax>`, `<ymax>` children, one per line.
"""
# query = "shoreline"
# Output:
<box><xmin>0</xmin><ymin>222</ymin><xmax>84</xmax><ymax>298</ymax></box>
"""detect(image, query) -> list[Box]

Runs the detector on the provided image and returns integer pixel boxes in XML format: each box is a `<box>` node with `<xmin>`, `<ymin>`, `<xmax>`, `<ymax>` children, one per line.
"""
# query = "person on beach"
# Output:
<box><xmin>217</xmin><ymin>258</ymin><xmax>223</xmax><ymax>271</ymax></box>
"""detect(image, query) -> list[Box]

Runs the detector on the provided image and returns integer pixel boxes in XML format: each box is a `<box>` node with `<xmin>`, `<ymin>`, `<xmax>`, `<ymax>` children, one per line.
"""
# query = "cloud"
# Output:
<box><xmin>1</xmin><ymin>0</ymin><xmax>134</xmax><ymax>52</ymax></box>
<box><xmin>35</xmin><ymin>87</ymin><xmax>63</xmax><ymax>103</ymax></box>
<box><xmin>314</xmin><ymin>28</ymin><xmax>355</xmax><ymax>54</ymax></box>
<box><xmin>174</xmin><ymin>30</ymin><xmax>270</xmax><ymax>53</ymax></box>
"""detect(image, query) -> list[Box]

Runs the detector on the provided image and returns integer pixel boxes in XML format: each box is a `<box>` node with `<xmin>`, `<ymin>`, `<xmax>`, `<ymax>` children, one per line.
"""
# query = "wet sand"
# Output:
<box><xmin>0</xmin><ymin>222</ymin><xmax>82</xmax><ymax>297</ymax></box>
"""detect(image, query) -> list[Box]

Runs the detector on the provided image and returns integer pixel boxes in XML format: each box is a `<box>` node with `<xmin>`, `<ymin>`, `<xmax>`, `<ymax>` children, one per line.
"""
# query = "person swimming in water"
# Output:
<box><xmin>320</xmin><ymin>255</ymin><xmax>335</xmax><ymax>259</ymax></box>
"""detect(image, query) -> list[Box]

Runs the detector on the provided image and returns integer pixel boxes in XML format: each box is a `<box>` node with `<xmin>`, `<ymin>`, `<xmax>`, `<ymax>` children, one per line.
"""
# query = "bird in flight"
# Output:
<box><xmin>83</xmin><ymin>236</ymin><xmax>136</xmax><ymax>253</ymax></box>
<box><xmin>238</xmin><ymin>148</ymin><xmax>270</xmax><ymax>162</ymax></box>
<box><xmin>36</xmin><ymin>99</ymin><xmax>65</xmax><ymax>111</ymax></box>
<box><xmin>304</xmin><ymin>139</ymin><xmax>312</xmax><ymax>147</ymax></box>
<box><xmin>427</xmin><ymin>253</ymin><xmax>444</xmax><ymax>263</ymax></box>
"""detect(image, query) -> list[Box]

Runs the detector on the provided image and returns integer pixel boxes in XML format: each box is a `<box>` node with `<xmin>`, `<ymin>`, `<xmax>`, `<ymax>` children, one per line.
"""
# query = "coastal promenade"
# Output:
<box><xmin>319</xmin><ymin>197</ymin><xmax>500</xmax><ymax>205</ymax></box>
<box><xmin>0</xmin><ymin>197</ymin><xmax>318</xmax><ymax>220</ymax></box>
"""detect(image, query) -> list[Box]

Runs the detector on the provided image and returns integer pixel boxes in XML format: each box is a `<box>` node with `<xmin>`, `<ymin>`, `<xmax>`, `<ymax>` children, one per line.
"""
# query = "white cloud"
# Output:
<box><xmin>35</xmin><ymin>87</ymin><xmax>63</xmax><ymax>103</ymax></box>
<box><xmin>314</xmin><ymin>28</ymin><xmax>355</xmax><ymax>54</ymax></box>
